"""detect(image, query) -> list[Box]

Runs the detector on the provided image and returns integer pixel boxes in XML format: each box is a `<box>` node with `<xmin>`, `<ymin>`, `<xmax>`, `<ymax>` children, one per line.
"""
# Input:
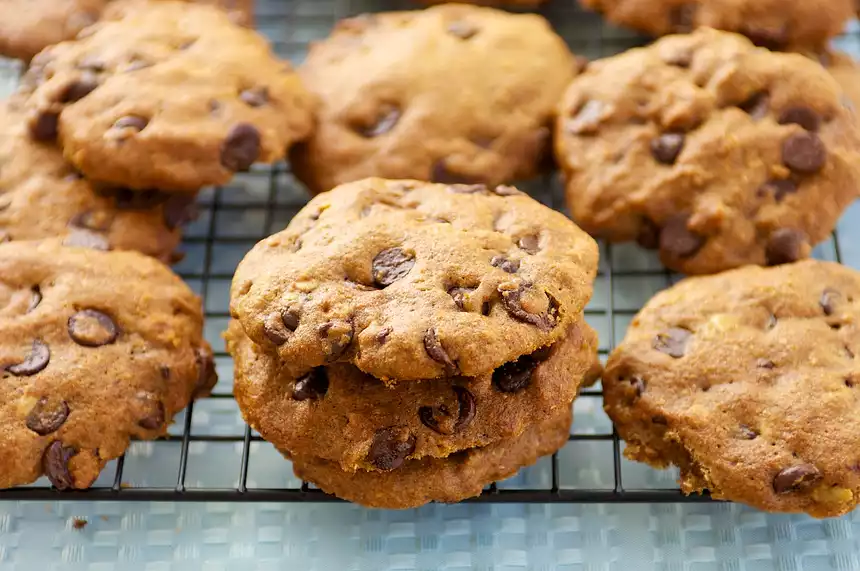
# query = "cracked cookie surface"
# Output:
<box><xmin>0</xmin><ymin>239</ymin><xmax>215</xmax><ymax>490</ymax></box>
<box><xmin>230</xmin><ymin>178</ymin><xmax>598</xmax><ymax>382</ymax></box>
<box><xmin>291</xmin><ymin>4</ymin><xmax>574</xmax><ymax>194</ymax></box>
<box><xmin>228</xmin><ymin>319</ymin><xmax>597</xmax><ymax>471</ymax></box>
<box><xmin>17</xmin><ymin>0</ymin><xmax>314</xmax><ymax>192</ymax></box>
<box><xmin>0</xmin><ymin>102</ymin><xmax>190</xmax><ymax>261</ymax></box>
<box><xmin>555</xmin><ymin>28</ymin><xmax>860</xmax><ymax>275</ymax></box>
<box><xmin>603</xmin><ymin>260</ymin><xmax>860</xmax><ymax>517</ymax></box>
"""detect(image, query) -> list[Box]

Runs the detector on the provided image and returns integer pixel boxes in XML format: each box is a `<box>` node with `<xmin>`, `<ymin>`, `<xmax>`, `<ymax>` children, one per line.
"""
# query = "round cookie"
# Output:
<box><xmin>0</xmin><ymin>239</ymin><xmax>216</xmax><ymax>490</ymax></box>
<box><xmin>603</xmin><ymin>260</ymin><xmax>860</xmax><ymax>518</ymax></box>
<box><xmin>555</xmin><ymin>28</ymin><xmax>860</xmax><ymax>275</ymax></box>
<box><xmin>579</xmin><ymin>0</ymin><xmax>854</xmax><ymax>50</ymax></box>
<box><xmin>228</xmin><ymin>318</ymin><xmax>597</xmax><ymax>472</ymax></box>
<box><xmin>0</xmin><ymin>102</ymin><xmax>190</xmax><ymax>262</ymax></box>
<box><xmin>0</xmin><ymin>0</ymin><xmax>254</xmax><ymax>62</ymax></box>
<box><xmin>18</xmin><ymin>0</ymin><xmax>315</xmax><ymax>192</ymax></box>
<box><xmin>290</xmin><ymin>5</ymin><xmax>575</xmax><ymax>194</ymax></box>
<box><xmin>230</xmin><ymin>178</ymin><xmax>599</xmax><ymax>382</ymax></box>
<box><xmin>291</xmin><ymin>408</ymin><xmax>572</xmax><ymax>509</ymax></box>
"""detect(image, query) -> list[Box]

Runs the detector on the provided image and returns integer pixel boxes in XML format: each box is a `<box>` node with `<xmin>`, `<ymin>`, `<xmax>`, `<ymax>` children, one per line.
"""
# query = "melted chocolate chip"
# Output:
<box><xmin>358</xmin><ymin>106</ymin><xmax>401</xmax><ymax>138</ymax></box>
<box><xmin>264</xmin><ymin>307</ymin><xmax>300</xmax><ymax>346</ymax></box>
<box><xmin>493</xmin><ymin>353</ymin><xmax>539</xmax><ymax>393</ymax></box>
<box><xmin>650</xmin><ymin>133</ymin><xmax>685</xmax><ymax>164</ymax></box>
<box><xmin>765</xmin><ymin>228</ymin><xmax>808</xmax><ymax>266</ymax></box>
<box><xmin>368</xmin><ymin>427</ymin><xmax>416</xmax><ymax>471</ymax></box>
<box><xmin>68</xmin><ymin>310</ymin><xmax>118</xmax><ymax>347</ymax></box>
<box><xmin>138</xmin><ymin>401</ymin><xmax>165</xmax><ymax>430</ymax></box>
<box><xmin>42</xmin><ymin>441</ymin><xmax>76</xmax><ymax>490</ymax></box>
<box><xmin>499</xmin><ymin>286</ymin><xmax>559</xmax><ymax>332</ymax></box>
<box><xmin>27</xmin><ymin>286</ymin><xmax>42</xmax><ymax>313</ymax></box>
<box><xmin>239</xmin><ymin>87</ymin><xmax>269</xmax><ymax>107</ymax></box>
<box><xmin>566</xmin><ymin>100</ymin><xmax>604</xmax><ymax>135</ymax></box>
<box><xmin>112</xmin><ymin>115</ymin><xmax>148</xmax><ymax>132</ymax></box>
<box><xmin>518</xmin><ymin>235</ymin><xmax>540</xmax><ymax>255</ymax></box>
<box><xmin>319</xmin><ymin>320</ymin><xmax>354</xmax><ymax>362</ymax></box>
<box><xmin>653</xmin><ymin>328</ymin><xmax>691</xmax><ymax>358</ymax></box>
<box><xmin>739</xmin><ymin>92</ymin><xmax>769</xmax><ymax>120</ymax></box>
<box><xmin>820</xmin><ymin>288</ymin><xmax>842</xmax><ymax>316</ymax></box>
<box><xmin>423</xmin><ymin>328</ymin><xmax>458</xmax><ymax>375</ymax></box>
<box><xmin>448</xmin><ymin>287</ymin><xmax>475</xmax><ymax>311</ymax></box>
<box><xmin>773</xmin><ymin>464</ymin><xmax>822</xmax><ymax>494</ymax></box>
<box><xmin>778</xmin><ymin>106</ymin><xmax>821</xmax><ymax>132</ymax></box>
<box><xmin>419</xmin><ymin>386</ymin><xmax>476</xmax><ymax>434</ymax></box>
<box><xmin>758</xmin><ymin>179</ymin><xmax>797</xmax><ymax>202</ymax></box>
<box><xmin>60</xmin><ymin>77</ymin><xmax>98</xmax><ymax>103</ymax></box>
<box><xmin>29</xmin><ymin>110</ymin><xmax>60</xmax><ymax>141</ymax></box>
<box><xmin>220</xmin><ymin>123</ymin><xmax>261</xmax><ymax>171</ymax></box>
<box><xmin>7</xmin><ymin>340</ymin><xmax>50</xmax><ymax>376</ymax></box>
<box><xmin>491</xmin><ymin>256</ymin><xmax>519</xmax><ymax>273</ymax></box>
<box><xmin>163</xmin><ymin>195</ymin><xmax>199</xmax><ymax>230</ymax></box>
<box><xmin>376</xmin><ymin>327</ymin><xmax>392</xmax><ymax>344</ymax></box>
<box><xmin>111</xmin><ymin>188</ymin><xmax>169</xmax><ymax>210</ymax></box>
<box><xmin>782</xmin><ymin>132</ymin><xmax>826</xmax><ymax>174</ymax></box>
<box><xmin>659</xmin><ymin>214</ymin><xmax>704</xmax><ymax>259</ymax></box>
<box><xmin>629</xmin><ymin>376</ymin><xmax>645</xmax><ymax>399</ymax></box>
<box><xmin>26</xmin><ymin>398</ymin><xmax>70</xmax><ymax>435</ymax></box>
<box><xmin>742</xmin><ymin>25</ymin><xmax>788</xmax><ymax>50</ymax></box>
<box><xmin>292</xmin><ymin>368</ymin><xmax>329</xmax><ymax>401</ymax></box>
<box><xmin>195</xmin><ymin>348</ymin><xmax>217</xmax><ymax>394</ymax></box>
<box><xmin>372</xmin><ymin>247</ymin><xmax>415</xmax><ymax>287</ymax></box>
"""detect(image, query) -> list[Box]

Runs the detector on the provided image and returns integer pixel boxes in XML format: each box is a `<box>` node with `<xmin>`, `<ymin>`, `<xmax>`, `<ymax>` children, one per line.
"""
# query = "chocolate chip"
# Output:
<box><xmin>566</xmin><ymin>100</ymin><xmax>604</xmax><ymax>135</ymax></box>
<box><xmin>782</xmin><ymin>132</ymin><xmax>826</xmax><ymax>174</ymax></box>
<box><xmin>778</xmin><ymin>106</ymin><xmax>821</xmax><ymax>132</ymax></box>
<box><xmin>738</xmin><ymin>425</ymin><xmax>759</xmax><ymax>439</ymax></box>
<box><xmin>27</xmin><ymin>286</ymin><xmax>42</xmax><ymax>313</ymax></box>
<box><xmin>220</xmin><ymin>123</ymin><xmax>260</xmax><ymax>171</ymax></box>
<box><xmin>636</xmin><ymin>219</ymin><xmax>661</xmax><ymax>250</ymax></box>
<box><xmin>765</xmin><ymin>228</ymin><xmax>808</xmax><ymax>266</ymax></box>
<box><xmin>42</xmin><ymin>441</ymin><xmax>75</xmax><ymax>490</ymax></box>
<box><xmin>292</xmin><ymin>368</ymin><xmax>329</xmax><ymax>401</ymax></box>
<box><xmin>669</xmin><ymin>4</ymin><xmax>697</xmax><ymax>32</ymax></box>
<box><xmin>499</xmin><ymin>286</ymin><xmax>559</xmax><ymax>332</ymax></box>
<box><xmin>7</xmin><ymin>340</ymin><xmax>50</xmax><ymax>376</ymax></box>
<box><xmin>757</xmin><ymin>179</ymin><xmax>797</xmax><ymax>202</ymax></box>
<box><xmin>138</xmin><ymin>401</ymin><xmax>165</xmax><ymax>430</ymax></box>
<box><xmin>29</xmin><ymin>110</ymin><xmax>59</xmax><ymax>141</ymax></box>
<box><xmin>743</xmin><ymin>25</ymin><xmax>788</xmax><ymax>50</ymax></box>
<box><xmin>25</xmin><ymin>398</ymin><xmax>70</xmax><ymax>435</ymax></box>
<box><xmin>765</xmin><ymin>313</ymin><xmax>778</xmax><ymax>330</ymax></box>
<box><xmin>358</xmin><ymin>106</ymin><xmax>401</xmax><ymax>138</ymax></box>
<box><xmin>372</xmin><ymin>247</ymin><xmax>415</xmax><ymax>287</ymax></box>
<box><xmin>739</xmin><ymin>92</ymin><xmax>769</xmax><ymax>120</ymax></box>
<box><xmin>111</xmin><ymin>188</ymin><xmax>169</xmax><ymax>210</ymax></box>
<box><xmin>448</xmin><ymin>287</ymin><xmax>474</xmax><ymax>311</ymax></box>
<box><xmin>195</xmin><ymin>348</ymin><xmax>217</xmax><ymax>393</ymax></box>
<box><xmin>112</xmin><ymin>115</ymin><xmax>148</xmax><ymax>132</ymax></box>
<box><xmin>368</xmin><ymin>427</ymin><xmax>416</xmax><ymax>471</ymax></box>
<box><xmin>319</xmin><ymin>320</ymin><xmax>354</xmax><ymax>362</ymax></box>
<box><xmin>423</xmin><ymin>328</ymin><xmax>458</xmax><ymax>375</ymax></box>
<box><xmin>651</xmin><ymin>133</ymin><xmax>685</xmax><ymax>165</ymax></box>
<box><xmin>659</xmin><ymin>214</ymin><xmax>704</xmax><ymax>259</ymax></box>
<box><xmin>263</xmin><ymin>308</ymin><xmax>298</xmax><ymax>346</ymax></box>
<box><xmin>419</xmin><ymin>386</ymin><xmax>476</xmax><ymax>434</ymax></box>
<box><xmin>491</xmin><ymin>256</ymin><xmax>519</xmax><ymax>273</ymax></box>
<box><xmin>160</xmin><ymin>365</ymin><xmax>171</xmax><ymax>380</ymax></box>
<box><xmin>68</xmin><ymin>310</ymin><xmax>118</xmax><ymax>347</ymax></box>
<box><xmin>447</xmin><ymin>21</ymin><xmax>479</xmax><ymax>39</ymax></box>
<box><xmin>282</xmin><ymin>307</ymin><xmax>300</xmax><ymax>331</ymax></box>
<box><xmin>493</xmin><ymin>354</ymin><xmax>539</xmax><ymax>393</ymax></box>
<box><xmin>629</xmin><ymin>376</ymin><xmax>645</xmax><ymax>399</ymax></box>
<box><xmin>239</xmin><ymin>87</ymin><xmax>269</xmax><ymax>107</ymax></box>
<box><xmin>773</xmin><ymin>464</ymin><xmax>822</xmax><ymax>494</ymax></box>
<box><xmin>757</xmin><ymin>358</ymin><xmax>776</xmax><ymax>369</ymax></box>
<box><xmin>430</xmin><ymin>160</ymin><xmax>476</xmax><ymax>185</ymax></box>
<box><xmin>651</xmin><ymin>415</ymin><xmax>668</xmax><ymax>425</ymax></box>
<box><xmin>376</xmin><ymin>327</ymin><xmax>392</xmax><ymax>344</ymax></box>
<box><xmin>653</xmin><ymin>328</ymin><xmax>691</xmax><ymax>358</ymax></box>
<box><xmin>821</xmin><ymin>288</ymin><xmax>842</xmax><ymax>316</ymax></box>
<box><xmin>60</xmin><ymin>77</ymin><xmax>98</xmax><ymax>103</ymax></box>
<box><xmin>63</xmin><ymin>229</ymin><xmax>110</xmax><ymax>251</ymax></box>
<box><xmin>163</xmin><ymin>195</ymin><xmax>199</xmax><ymax>230</ymax></box>
<box><xmin>518</xmin><ymin>235</ymin><xmax>540</xmax><ymax>255</ymax></box>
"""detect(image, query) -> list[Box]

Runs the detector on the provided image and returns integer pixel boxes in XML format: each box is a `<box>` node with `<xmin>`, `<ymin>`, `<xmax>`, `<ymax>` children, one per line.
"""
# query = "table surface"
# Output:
<box><xmin>2</xmin><ymin>1</ymin><xmax>860</xmax><ymax>569</ymax></box>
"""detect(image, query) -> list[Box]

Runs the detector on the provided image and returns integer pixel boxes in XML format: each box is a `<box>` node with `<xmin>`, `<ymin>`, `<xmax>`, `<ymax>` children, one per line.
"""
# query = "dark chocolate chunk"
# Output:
<box><xmin>778</xmin><ymin>106</ymin><xmax>821</xmax><ymax>132</ymax></box>
<box><xmin>650</xmin><ymin>133</ymin><xmax>685</xmax><ymax>165</ymax></box>
<box><xmin>782</xmin><ymin>132</ymin><xmax>826</xmax><ymax>174</ymax></box>
<box><xmin>372</xmin><ymin>247</ymin><xmax>415</xmax><ymax>287</ymax></box>
<box><xmin>368</xmin><ymin>427</ymin><xmax>416</xmax><ymax>471</ymax></box>
<box><xmin>7</xmin><ymin>340</ymin><xmax>50</xmax><ymax>376</ymax></box>
<box><xmin>68</xmin><ymin>309</ymin><xmax>119</xmax><ymax>347</ymax></box>
<box><xmin>25</xmin><ymin>398</ymin><xmax>70</xmax><ymax>435</ymax></box>
<box><xmin>765</xmin><ymin>228</ymin><xmax>808</xmax><ymax>266</ymax></box>
<box><xmin>423</xmin><ymin>328</ymin><xmax>458</xmax><ymax>375</ymax></box>
<box><xmin>653</xmin><ymin>328</ymin><xmax>692</xmax><ymax>358</ymax></box>
<box><xmin>138</xmin><ymin>401</ymin><xmax>166</xmax><ymax>430</ymax></box>
<box><xmin>659</xmin><ymin>214</ymin><xmax>704</xmax><ymax>259</ymax></box>
<box><xmin>419</xmin><ymin>386</ymin><xmax>476</xmax><ymax>435</ymax></box>
<box><xmin>491</xmin><ymin>256</ymin><xmax>519</xmax><ymax>273</ymax></box>
<box><xmin>499</xmin><ymin>286</ymin><xmax>559</xmax><ymax>331</ymax></box>
<box><xmin>42</xmin><ymin>441</ymin><xmax>76</xmax><ymax>490</ymax></box>
<box><xmin>220</xmin><ymin>123</ymin><xmax>261</xmax><ymax>171</ymax></box>
<box><xmin>773</xmin><ymin>464</ymin><xmax>822</xmax><ymax>494</ymax></box>
<box><xmin>292</xmin><ymin>368</ymin><xmax>329</xmax><ymax>401</ymax></box>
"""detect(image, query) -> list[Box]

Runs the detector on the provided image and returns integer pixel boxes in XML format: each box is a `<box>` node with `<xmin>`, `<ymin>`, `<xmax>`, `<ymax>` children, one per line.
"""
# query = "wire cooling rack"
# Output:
<box><xmin>0</xmin><ymin>0</ymin><xmax>856</xmax><ymax>504</ymax></box>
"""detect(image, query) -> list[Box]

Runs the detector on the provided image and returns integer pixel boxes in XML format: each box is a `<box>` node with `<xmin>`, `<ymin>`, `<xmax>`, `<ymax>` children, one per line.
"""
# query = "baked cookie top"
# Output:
<box><xmin>579</xmin><ymin>0</ymin><xmax>854</xmax><ymax>50</ymax></box>
<box><xmin>18</xmin><ymin>0</ymin><xmax>314</xmax><ymax>192</ymax></box>
<box><xmin>555</xmin><ymin>28</ymin><xmax>860</xmax><ymax>275</ymax></box>
<box><xmin>231</xmin><ymin>178</ymin><xmax>599</xmax><ymax>382</ymax></box>
<box><xmin>229</xmin><ymin>318</ymin><xmax>597</xmax><ymax>472</ymax></box>
<box><xmin>823</xmin><ymin>50</ymin><xmax>860</xmax><ymax>122</ymax></box>
<box><xmin>0</xmin><ymin>0</ymin><xmax>254</xmax><ymax>62</ymax></box>
<box><xmin>0</xmin><ymin>239</ymin><xmax>216</xmax><ymax>490</ymax></box>
<box><xmin>291</xmin><ymin>4</ymin><xmax>574</xmax><ymax>194</ymax></box>
<box><xmin>603</xmin><ymin>260</ymin><xmax>860</xmax><ymax>517</ymax></box>
<box><xmin>0</xmin><ymin>102</ymin><xmax>189</xmax><ymax>262</ymax></box>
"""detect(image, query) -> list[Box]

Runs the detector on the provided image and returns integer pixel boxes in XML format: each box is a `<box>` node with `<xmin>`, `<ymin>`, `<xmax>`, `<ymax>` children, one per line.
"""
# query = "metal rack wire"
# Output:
<box><xmin>0</xmin><ymin>0</ymin><xmax>853</xmax><ymax>503</ymax></box>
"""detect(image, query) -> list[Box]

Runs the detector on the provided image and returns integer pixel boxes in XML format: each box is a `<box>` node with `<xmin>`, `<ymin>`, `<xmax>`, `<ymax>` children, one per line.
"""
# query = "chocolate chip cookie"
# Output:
<box><xmin>0</xmin><ymin>239</ymin><xmax>216</xmax><ymax>490</ymax></box>
<box><xmin>579</xmin><ymin>0</ymin><xmax>854</xmax><ymax>50</ymax></box>
<box><xmin>0</xmin><ymin>102</ymin><xmax>191</xmax><ymax>261</ymax></box>
<box><xmin>18</xmin><ymin>0</ymin><xmax>314</xmax><ymax>192</ymax></box>
<box><xmin>290</xmin><ymin>4</ymin><xmax>575</xmax><ymax>194</ymax></box>
<box><xmin>603</xmin><ymin>260</ymin><xmax>860</xmax><ymax>517</ymax></box>
<box><xmin>291</xmin><ymin>408</ymin><xmax>572</xmax><ymax>509</ymax></box>
<box><xmin>555</xmin><ymin>28</ymin><xmax>860</xmax><ymax>275</ymax></box>
<box><xmin>0</xmin><ymin>0</ymin><xmax>254</xmax><ymax>61</ymax></box>
<box><xmin>230</xmin><ymin>178</ymin><xmax>599</xmax><ymax>382</ymax></box>
<box><xmin>228</xmin><ymin>318</ymin><xmax>597</xmax><ymax>471</ymax></box>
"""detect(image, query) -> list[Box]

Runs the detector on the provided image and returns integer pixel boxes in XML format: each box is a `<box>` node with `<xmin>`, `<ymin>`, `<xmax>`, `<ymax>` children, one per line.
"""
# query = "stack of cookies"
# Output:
<box><xmin>227</xmin><ymin>178</ymin><xmax>600</xmax><ymax>508</ymax></box>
